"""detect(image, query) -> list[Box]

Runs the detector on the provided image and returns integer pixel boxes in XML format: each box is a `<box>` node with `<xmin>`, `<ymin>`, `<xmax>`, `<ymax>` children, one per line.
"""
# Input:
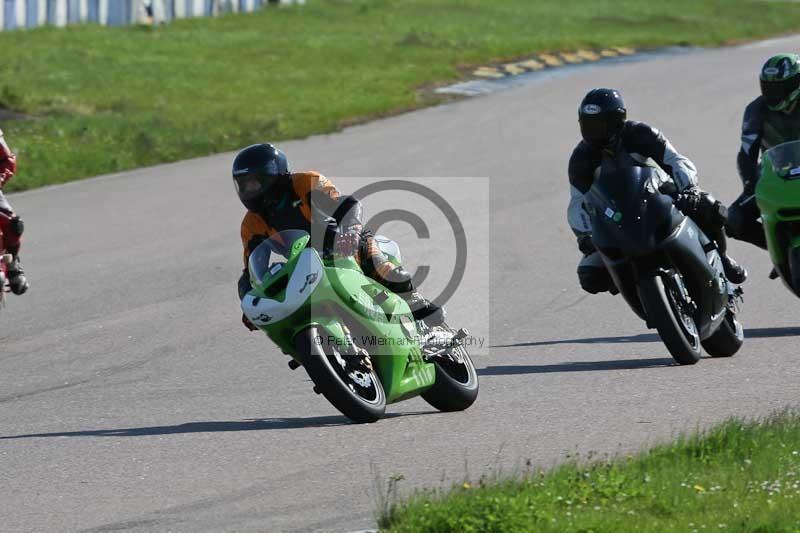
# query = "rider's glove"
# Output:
<box><xmin>677</xmin><ymin>187</ymin><xmax>727</xmax><ymax>227</ymax></box>
<box><xmin>576</xmin><ymin>233</ymin><xmax>596</xmax><ymax>256</ymax></box>
<box><xmin>334</xmin><ymin>225</ymin><xmax>362</xmax><ymax>257</ymax></box>
<box><xmin>242</xmin><ymin>313</ymin><xmax>258</xmax><ymax>331</ymax></box>
<box><xmin>0</xmin><ymin>130</ymin><xmax>17</xmax><ymax>186</ymax></box>
<box><xmin>675</xmin><ymin>187</ymin><xmax>702</xmax><ymax>214</ymax></box>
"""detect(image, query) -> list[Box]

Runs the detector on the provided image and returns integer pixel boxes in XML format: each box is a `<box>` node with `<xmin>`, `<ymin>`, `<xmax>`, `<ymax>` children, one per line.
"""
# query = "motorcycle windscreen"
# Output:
<box><xmin>585</xmin><ymin>165</ymin><xmax>679</xmax><ymax>258</ymax></box>
<box><xmin>248</xmin><ymin>229</ymin><xmax>310</xmax><ymax>289</ymax></box>
<box><xmin>765</xmin><ymin>140</ymin><xmax>800</xmax><ymax>180</ymax></box>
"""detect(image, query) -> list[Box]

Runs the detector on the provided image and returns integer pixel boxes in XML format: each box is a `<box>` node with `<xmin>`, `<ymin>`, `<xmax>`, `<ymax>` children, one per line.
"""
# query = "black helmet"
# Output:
<box><xmin>578</xmin><ymin>88</ymin><xmax>627</xmax><ymax>149</ymax></box>
<box><xmin>759</xmin><ymin>53</ymin><xmax>800</xmax><ymax>111</ymax></box>
<box><xmin>232</xmin><ymin>143</ymin><xmax>290</xmax><ymax>211</ymax></box>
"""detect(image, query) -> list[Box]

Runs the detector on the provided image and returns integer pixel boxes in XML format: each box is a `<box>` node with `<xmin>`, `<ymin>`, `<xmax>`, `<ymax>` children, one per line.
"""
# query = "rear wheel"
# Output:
<box><xmin>701</xmin><ymin>309</ymin><xmax>743</xmax><ymax>357</ymax></box>
<box><xmin>639</xmin><ymin>274</ymin><xmax>701</xmax><ymax>365</ymax></box>
<box><xmin>294</xmin><ymin>327</ymin><xmax>386</xmax><ymax>423</ymax></box>
<box><xmin>421</xmin><ymin>327</ymin><xmax>479</xmax><ymax>412</ymax></box>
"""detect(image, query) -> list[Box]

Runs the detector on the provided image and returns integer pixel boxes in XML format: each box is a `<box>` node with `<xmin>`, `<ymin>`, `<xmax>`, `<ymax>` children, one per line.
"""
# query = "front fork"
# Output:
<box><xmin>645</xmin><ymin>270</ymin><xmax>697</xmax><ymax>329</ymax></box>
<box><xmin>287</xmin><ymin>318</ymin><xmax>366</xmax><ymax>367</ymax></box>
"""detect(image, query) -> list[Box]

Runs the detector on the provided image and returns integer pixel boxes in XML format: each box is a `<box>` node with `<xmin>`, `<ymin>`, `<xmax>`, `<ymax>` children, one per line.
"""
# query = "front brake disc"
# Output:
<box><xmin>348</xmin><ymin>369</ymin><xmax>372</xmax><ymax>388</ymax></box>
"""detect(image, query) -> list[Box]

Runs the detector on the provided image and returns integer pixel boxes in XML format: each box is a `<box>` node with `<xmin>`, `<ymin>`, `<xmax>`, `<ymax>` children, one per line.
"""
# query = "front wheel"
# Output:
<box><xmin>701</xmin><ymin>309</ymin><xmax>743</xmax><ymax>357</ymax></box>
<box><xmin>790</xmin><ymin>247</ymin><xmax>800</xmax><ymax>296</ymax></box>
<box><xmin>294</xmin><ymin>327</ymin><xmax>386</xmax><ymax>423</ymax></box>
<box><xmin>639</xmin><ymin>273</ymin><xmax>701</xmax><ymax>365</ymax></box>
<box><xmin>421</xmin><ymin>328</ymin><xmax>479</xmax><ymax>412</ymax></box>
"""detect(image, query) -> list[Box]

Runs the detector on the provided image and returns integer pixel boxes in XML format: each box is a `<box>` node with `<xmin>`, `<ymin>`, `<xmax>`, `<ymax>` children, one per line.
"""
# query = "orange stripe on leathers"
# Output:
<box><xmin>240</xmin><ymin>172</ymin><xmax>340</xmax><ymax>266</ymax></box>
<box><xmin>239</xmin><ymin>172</ymin><xmax>394</xmax><ymax>280</ymax></box>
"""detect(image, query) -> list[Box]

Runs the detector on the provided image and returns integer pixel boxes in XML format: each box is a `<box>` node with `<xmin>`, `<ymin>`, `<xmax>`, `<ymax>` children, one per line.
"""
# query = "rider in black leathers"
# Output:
<box><xmin>726</xmin><ymin>53</ymin><xmax>800</xmax><ymax>252</ymax></box>
<box><xmin>567</xmin><ymin>88</ymin><xmax>747</xmax><ymax>294</ymax></box>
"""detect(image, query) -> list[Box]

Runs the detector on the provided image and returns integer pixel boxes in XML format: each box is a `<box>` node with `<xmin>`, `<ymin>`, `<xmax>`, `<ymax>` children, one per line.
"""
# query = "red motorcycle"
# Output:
<box><xmin>0</xmin><ymin>132</ymin><xmax>19</xmax><ymax>305</ymax></box>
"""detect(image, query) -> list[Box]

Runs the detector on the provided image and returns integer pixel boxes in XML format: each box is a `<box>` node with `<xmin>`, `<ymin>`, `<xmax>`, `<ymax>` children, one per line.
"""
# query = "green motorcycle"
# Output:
<box><xmin>756</xmin><ymin>139</ymin><xmax>800</xmax><ymax>296</ymax></box>
<box><xmin>241</xmin><ymin>229</ymin><xmax>479</xmax><ymax>423</ymax></box>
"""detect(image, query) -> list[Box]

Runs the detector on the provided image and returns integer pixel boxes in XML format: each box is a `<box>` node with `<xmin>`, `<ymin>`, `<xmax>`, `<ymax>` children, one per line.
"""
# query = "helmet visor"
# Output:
<box><xmin>234</xmin><ymin>173</ymin><xmax>270</xmax><ymax>201</ymax></box>
<box><xmin>580</xmin><ymin>115</ymin><xmax>613</xmax><ymax>146</ymax></box>
<box><xmin>761</xmin><ymin>75</ymin><xmax>800</xmax><ymax>108</ymax></box>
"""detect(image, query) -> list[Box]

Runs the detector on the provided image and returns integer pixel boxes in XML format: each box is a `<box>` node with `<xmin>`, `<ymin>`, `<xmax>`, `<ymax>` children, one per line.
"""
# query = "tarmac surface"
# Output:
<box><xmin>1</xmin><ymin>35</ymin><xmax>799</xmax><ymax>532</ymax></box>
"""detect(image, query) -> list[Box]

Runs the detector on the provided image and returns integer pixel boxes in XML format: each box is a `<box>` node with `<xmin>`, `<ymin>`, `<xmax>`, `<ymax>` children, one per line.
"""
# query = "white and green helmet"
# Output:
<box><xmin>760</xmin><ymin>53</ymin><xmax>800</xmax><ymax>111</ymax></box>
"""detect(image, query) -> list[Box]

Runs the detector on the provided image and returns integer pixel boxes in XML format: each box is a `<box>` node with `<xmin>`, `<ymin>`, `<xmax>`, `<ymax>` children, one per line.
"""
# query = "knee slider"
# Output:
<box><xmin>577</xmin><ymin>265</ymin><xmax>612</xmax><ymax>295</ymax></box>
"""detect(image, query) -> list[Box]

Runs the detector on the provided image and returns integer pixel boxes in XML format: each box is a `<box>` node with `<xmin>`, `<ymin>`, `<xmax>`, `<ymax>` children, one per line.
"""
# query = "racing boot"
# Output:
<box><xmin>379</xmin><ymin>266</ymin><xmax>445</xmax><ymax>326</ymax></box>
<box><xmin>403</xmin><ymin>291</ymin><xmax>446</xmax><ymax>326</ymax></box>
<box><xmin>678</xmin><ymin>188</ymin><xmax>748</xmax><ymax>285</ymax></box>
<box><xmin>721</xmin><ymin>254</ymin><xmax>747</xmax><ymax>285</ymax></box>
<box><xmin>714</xmin><ymin>230</ymin><xmax>747</xmax><ymax>284</ymax></box>
<box><xmin>6</xmin><ymin>254</ymin><xmax>28</xmax><ymax>295</ymax></box>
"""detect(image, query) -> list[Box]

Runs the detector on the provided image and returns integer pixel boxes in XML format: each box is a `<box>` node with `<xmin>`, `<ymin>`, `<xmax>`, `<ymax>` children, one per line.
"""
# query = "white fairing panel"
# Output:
<box><xmin>375</xmin><ymin>235</ymin><xmax>402</xmax><ymax>264</ymax></box>
<box><xmin>241</xmin><ymin>249</ymin><xmax>323</xmax><ymax>327</ymax></box>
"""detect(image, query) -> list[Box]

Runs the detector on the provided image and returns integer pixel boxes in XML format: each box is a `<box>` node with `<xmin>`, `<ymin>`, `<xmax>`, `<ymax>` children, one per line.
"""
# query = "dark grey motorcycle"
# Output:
<box><xmin>585</xmin><ymin>162</ymin><xmax>744</xmax><ymax>365</ymax></box>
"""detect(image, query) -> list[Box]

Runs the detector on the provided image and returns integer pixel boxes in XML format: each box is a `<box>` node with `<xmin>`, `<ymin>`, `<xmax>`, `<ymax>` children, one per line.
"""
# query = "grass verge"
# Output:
<box><xmin>3</xmin><ymin>0</ymin><xmax>800</xmax><ymax>192</ymax></box>
<box><xmin>378</xmin><ymin>411</ymin><xmax>800</xmax><ymax>532</ymax></box>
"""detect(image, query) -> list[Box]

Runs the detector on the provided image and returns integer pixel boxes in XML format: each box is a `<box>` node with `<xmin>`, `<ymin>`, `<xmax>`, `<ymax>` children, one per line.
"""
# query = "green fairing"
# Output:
<box><xmin>249</xmin><ymin>233</ymin><xmax>435</xmax><ymax>404</ymax></box>
<box><xmin>756</xmin><ymin>140</ymin><xmax>800</xmax><ymax>295</ymax></box>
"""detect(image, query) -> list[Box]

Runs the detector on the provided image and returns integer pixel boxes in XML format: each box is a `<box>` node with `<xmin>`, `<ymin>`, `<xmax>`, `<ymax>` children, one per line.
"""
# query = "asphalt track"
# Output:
<box><xmin>2</xmin><ymin>35</ymin><xmax>800</xmax><ymax>533</ymax></box>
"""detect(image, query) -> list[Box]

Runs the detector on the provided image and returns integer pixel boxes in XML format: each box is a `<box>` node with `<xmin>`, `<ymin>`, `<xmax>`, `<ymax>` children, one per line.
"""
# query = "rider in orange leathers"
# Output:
<box><xmin>233</xmin><ymin>143</ymin><xmax>443</xmax><ymax>330</ymax></box>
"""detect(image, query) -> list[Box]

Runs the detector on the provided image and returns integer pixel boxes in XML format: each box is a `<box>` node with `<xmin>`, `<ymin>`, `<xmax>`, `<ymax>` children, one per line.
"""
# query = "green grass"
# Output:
<box><xmin>3</xmin><ymin>0</ymin><xmax>800</xmax><ymax>192</ymax></box>
<box><xmin>378</xmin><ymin>412</ymin><xmax>800</xmax><ymax>532</ymax></box>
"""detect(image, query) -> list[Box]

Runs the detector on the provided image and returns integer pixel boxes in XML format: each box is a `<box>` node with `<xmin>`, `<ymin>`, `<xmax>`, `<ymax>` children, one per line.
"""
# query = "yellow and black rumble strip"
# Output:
<box><xmin>471</xmin><ymin>47</ymin><xmax>636</xmax><ymax>79</ymax></box>
<box><xmin>438</xmin><ymin>47</ymin><xmax>638</xmax><ymax>96</ymax></box>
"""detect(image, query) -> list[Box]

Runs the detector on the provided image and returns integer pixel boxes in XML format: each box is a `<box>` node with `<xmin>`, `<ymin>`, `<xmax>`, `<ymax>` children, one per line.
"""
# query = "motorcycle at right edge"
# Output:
<box><xmin>756</xmin><ymin>139</ymin><xmax>800</xmax><ymax>297</ymax></box>
<box><xmin>584</xmin><ymin>161</ymin><xmax>744</xmax><ymax>365</ymax></box>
